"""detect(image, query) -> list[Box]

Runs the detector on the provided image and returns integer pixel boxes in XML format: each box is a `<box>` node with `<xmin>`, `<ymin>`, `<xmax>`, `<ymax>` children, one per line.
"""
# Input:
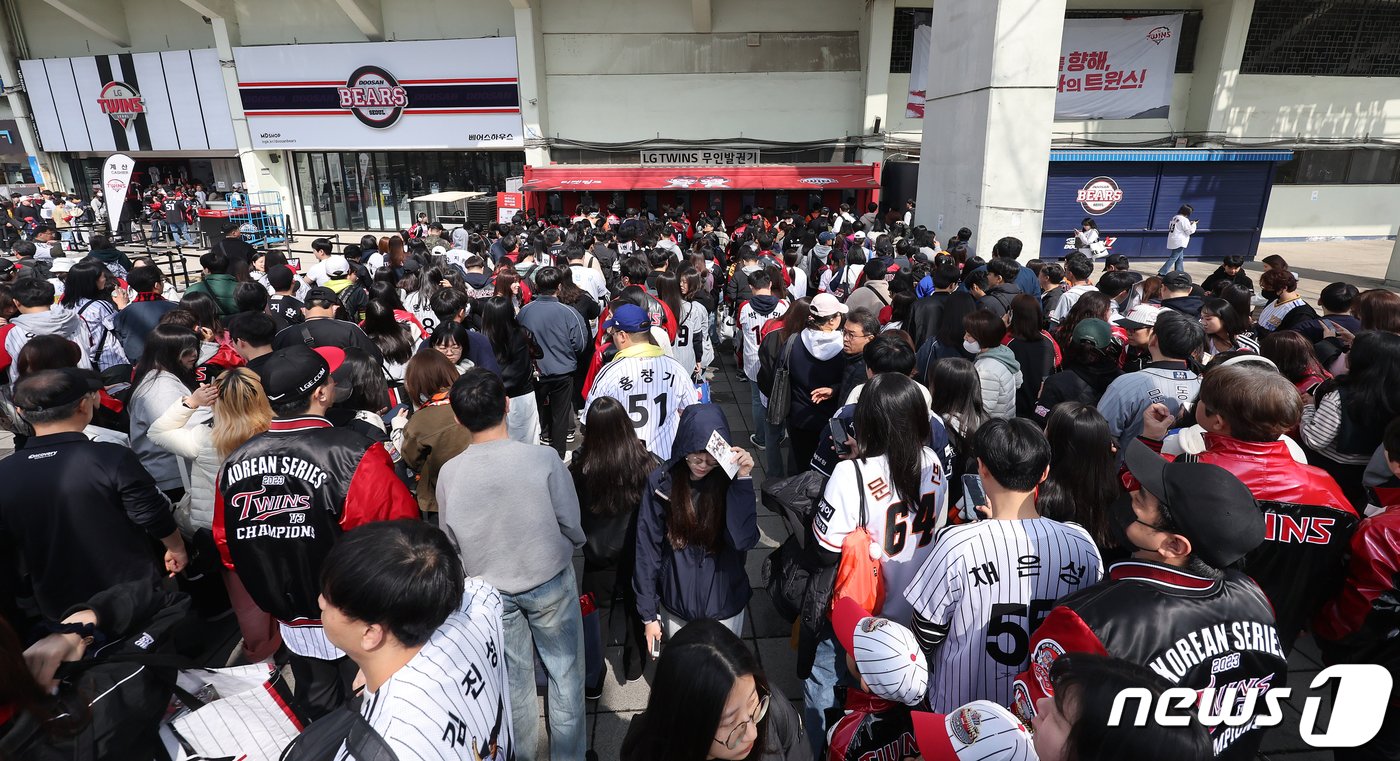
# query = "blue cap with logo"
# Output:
<box><xmin>605</xmin><ymin>303</ymin><xmax>651</xmax><ymax>333</ymax></box>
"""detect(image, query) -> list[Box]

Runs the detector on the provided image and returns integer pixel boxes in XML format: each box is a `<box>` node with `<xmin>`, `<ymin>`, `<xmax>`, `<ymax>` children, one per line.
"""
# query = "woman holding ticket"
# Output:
<box><xmin>634</xmin><ymin>403</ymin><xmax>758</xmax><ymax>657</ymax></box>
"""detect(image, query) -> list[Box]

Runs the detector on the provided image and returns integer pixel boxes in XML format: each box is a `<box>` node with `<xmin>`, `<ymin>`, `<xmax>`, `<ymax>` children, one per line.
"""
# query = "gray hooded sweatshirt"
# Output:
<box><xmin>6</xmin><ymin>307</ymin><xmax>92</xmax><ymax>381</ymax></box>
<box><xmin>976</xmin><ymin>344</ymin><xmax>1023</xmax><ymax>419</ymax></box>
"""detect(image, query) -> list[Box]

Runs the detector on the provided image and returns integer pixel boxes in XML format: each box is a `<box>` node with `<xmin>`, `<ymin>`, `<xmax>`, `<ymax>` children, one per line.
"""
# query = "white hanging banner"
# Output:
<box><xmin>905</xmin><ymin>24</ymin><xmax>931</xmax><ymax>119</ymax></box>
<box><xmin>1055</xmin><ymin>14</ymin><xmax>1182</xmax><ymax>120</ymax></box>
<box><xmin>101</xmin><ymin>153</ymin><xmax>134</xmax><ymax>235</ymax></box>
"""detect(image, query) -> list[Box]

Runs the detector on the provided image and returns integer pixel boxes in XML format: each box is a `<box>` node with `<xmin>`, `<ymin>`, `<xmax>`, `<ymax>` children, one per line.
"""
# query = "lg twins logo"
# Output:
<box><xmin>1077</xmin><ymin>176</ymin><xmax>1124</xmax><ymax>216</ymax></box>
<box><xmin>1146</xmin><ymin>26</ymin><xmax>1173</xmax><ymax>45</ymax></box>
<box><xmin>800</xmin><ymin>177</ymin><xmax>837</xmax><ymax>186</ymax></box>
<box><xmin>337</xmin><ymin>65</ymin><xmax>408</xmax><ymax>129</ymax></box>
<box><xmin>96</xmin><ymin>81</ymin><xmax>145</xmax><ymax>129</ymax></box>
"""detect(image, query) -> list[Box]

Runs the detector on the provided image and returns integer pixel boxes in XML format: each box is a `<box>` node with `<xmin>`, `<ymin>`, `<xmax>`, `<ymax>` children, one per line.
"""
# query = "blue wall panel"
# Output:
<box><xmin>1039</xmin><ymin>160</ymin><xmax>1276</xmax><ymax>262</ymax></box>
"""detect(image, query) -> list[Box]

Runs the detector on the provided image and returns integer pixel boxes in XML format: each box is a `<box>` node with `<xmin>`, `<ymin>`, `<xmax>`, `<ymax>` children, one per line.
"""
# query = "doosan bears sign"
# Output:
<box><xmin>1077</xmin><ymin>176</ymin><xmax>1124</xmax><ymax>215</ymax></box>
<box><xmin>234</xmin><ymin>38</ymin><xmax>524</xmax><ymax>150</ymax></box>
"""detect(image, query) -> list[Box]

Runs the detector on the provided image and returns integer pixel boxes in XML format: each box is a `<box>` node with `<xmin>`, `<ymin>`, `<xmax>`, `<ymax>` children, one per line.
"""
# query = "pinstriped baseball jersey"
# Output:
<box><xmin>904</xmin><ymin>518</ymin><xmax>1104</xmax><ymax>713</ymax></box>
<box><xmin>336</xmin><ymin>578</ymin><xmax>512</xmax><ymax>761</ymax></box>
<box><xmin>586</xmin><ymin>353</ymin><xmax>698</xmax><ymax>458</ymax></box>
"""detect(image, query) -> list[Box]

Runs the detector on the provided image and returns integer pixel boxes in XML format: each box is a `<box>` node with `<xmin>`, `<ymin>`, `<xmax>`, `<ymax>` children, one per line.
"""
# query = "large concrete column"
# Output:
<box><xmin>914</xmin><ymin>0</ymin><xmax>1066</xmax><ymax>257</ymax></box>
<box><xmin>1184</xmin><ymin>0</ymin><xmax>1255</xmax><ymax>144</ymax></box>
<box><xmin>0</xmin><ymin>14</ymin><xmax>58</xmax><ymax>188</ymax></box>
<box><xmin>512</xmin><ymin>0</ymin><xmax>549</xmax><ymax>167</ymax></box>
<box><xmin>859</xmin><ymin>0</ymin><xmax>895</xmax><ymax>167</ymax></box>
<box><xmin>1385</xmin><ymin>235</ymin><xmax>1400</xmax><ymax>288</ymax></box>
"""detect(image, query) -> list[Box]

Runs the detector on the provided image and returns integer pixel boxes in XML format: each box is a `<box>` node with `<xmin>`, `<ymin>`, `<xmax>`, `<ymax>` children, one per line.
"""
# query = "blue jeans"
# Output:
<box><xmin>1160</xmin><ymin>246</ymin><xmax>1186</xmax><ymax>275</ymax></box>
<box><xmin>803</xmin><ymin>624</ymin><xmax>851</xmax><ymax>759</ymax></box>
<box><xmin>501</xmin><ymin>565</ymin><xmax>586</xmax><ymax>761</ymax></box>
<box><xmin>169</xmin><ymin>220</ymin><xmax>196</xmax><ymax>246</ymax></box>
<box><xmin>750</xmin><ymin>391</ymin><xmax>768</xmax><ymax>447</ymax></box>
<box><xmin>762</xmin><ymin>415</ymin><xmax>786</xmax><ymax>478</ymax></box>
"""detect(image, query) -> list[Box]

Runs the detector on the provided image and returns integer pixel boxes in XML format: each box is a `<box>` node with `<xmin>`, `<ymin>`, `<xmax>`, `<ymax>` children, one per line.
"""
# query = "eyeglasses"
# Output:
<box><xmin>842</xmin><ymin>329</ymin><xmax>869</xmax><ymax>340</ymax></box>
<box><xmin>716</xmin><ymin>692</ymin><xmax>769</xmax><ymax>750</ymax></box>
<box><xmin>685</xmin><ymin>454</ymin><xmax>717</xmax><ymax>468</ymax></box>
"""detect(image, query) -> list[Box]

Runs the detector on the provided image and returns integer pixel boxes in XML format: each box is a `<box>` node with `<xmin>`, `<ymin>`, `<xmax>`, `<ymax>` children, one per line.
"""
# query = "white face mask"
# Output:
<box><xmin>963</xmin><ymin>339</ymin><xmax>982</xmax><ymax>354</ymax></box>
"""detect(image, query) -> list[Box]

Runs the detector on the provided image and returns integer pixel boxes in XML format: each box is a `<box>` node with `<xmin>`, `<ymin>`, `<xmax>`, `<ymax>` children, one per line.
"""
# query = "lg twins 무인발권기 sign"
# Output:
<box><xmin>1055</xmin><ymin>14</ymin><xmax>1183</xmax><ymax>120</ymax></box>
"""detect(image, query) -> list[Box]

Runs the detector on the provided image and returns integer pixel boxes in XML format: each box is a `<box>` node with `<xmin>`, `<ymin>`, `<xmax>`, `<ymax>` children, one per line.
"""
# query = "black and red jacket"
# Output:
<box><xmin>1012</xmin><ymin>561</ymin><xmax>1288</xmax><ymax>761</ymax></box>
<box><xmin>1314</xmin><ymin>484</ymin><xmax>1400</xmax><ymax>705</ymax></box>
<box><xmin>213</xmin><ymin>416</ymin><xmax>419</xmax><ymax>625</ymax></box>
<box><xmin>825</xmin><ymin>690</ymin><xmax>918</xmax><ymax>761</ymax></box>
<box><xmin>1135</xmin><ymin>434</ymin><xmax>1358</xmax><ymax>651</ymax></box>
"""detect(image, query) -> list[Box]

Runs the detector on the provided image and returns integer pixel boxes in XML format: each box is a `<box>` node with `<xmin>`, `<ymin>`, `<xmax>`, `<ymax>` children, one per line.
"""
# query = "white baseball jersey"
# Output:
<box><xmin>338</xmin><ymin>578</ymin><xmax>512</xmax><ymax>761</ymax></box>
<box><xmin>813</xmin><ymin>450</ymin><xmax>950</xmax><ymax>626</ymax></box>
<box><xmin>737</xmin><ymin>298</ymin><xmax>789</xmax><ymax>381</ymax></box>
<box><xmin>904</xmin><ymin>518</ymin><xmax>1104</xmax><ymax>713</ymax></box>
<box><xmin>673</xmin><ymin>301</ymin><xmax>715</xmax><ymax>377</ymax></box>
<box><xmin>587</xmin><ymin>352</ymin><xmax>698</xmax><ymax>458</ymax></box>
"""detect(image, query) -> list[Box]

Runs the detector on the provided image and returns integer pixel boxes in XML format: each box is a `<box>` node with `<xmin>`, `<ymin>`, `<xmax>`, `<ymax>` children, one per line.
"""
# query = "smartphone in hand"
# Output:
<box><xmin>829</xmin><ymin>418</ymin><xmax>851</xmax><ymax>457</ymax></box>
<box><xmin>961</xmin><ymin>474</ymin><xmax>989</xmax><ymax>521</ymax></box>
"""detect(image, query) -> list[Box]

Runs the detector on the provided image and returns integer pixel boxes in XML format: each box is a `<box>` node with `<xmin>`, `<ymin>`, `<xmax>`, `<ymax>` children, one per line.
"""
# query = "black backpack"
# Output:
<box><xmin>279</xmin><ymin>696</ymin><xmax>399</xmax><ymax>761</ymax></box>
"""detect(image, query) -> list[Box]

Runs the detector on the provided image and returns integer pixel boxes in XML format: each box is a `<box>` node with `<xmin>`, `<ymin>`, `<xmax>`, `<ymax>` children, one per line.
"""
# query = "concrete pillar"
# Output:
<box><xmin>1386</xmin><ymin>234</ymin><xmax>1400</xmax><ymax>289</ymax></box>
<box><xmin>513</xmin><ymin>1</ymin><xmax>549</xmax><ymax>167</ymax></box>
<box><xmin>914</xmin><ymin>0</ymin><xmax>1067</xmax><ymax>258</ymax></box>
<box><xmin>859</xmin><ymin>0</ymin><xmax>895</xmax><ymax>167</ymax></box>
<box><xmin>1184</xmin><ymin>0</ymin><xmax>1255</xmax><ymax>144</ymax></box>
<box><xmin>0</xmin><ymin>16</ymin><xmax>58</xmax><ymax>189</ymax></box>
<box><xmin>209</xmin><ymin>19</ymin><xmax>263</xmax><ymax>197</ymax></box>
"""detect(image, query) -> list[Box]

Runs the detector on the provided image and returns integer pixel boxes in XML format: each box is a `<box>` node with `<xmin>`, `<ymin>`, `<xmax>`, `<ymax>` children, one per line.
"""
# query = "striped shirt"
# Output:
<box><xmin>338</xmin><ymin>578</ymin><xmax>512</xmax><ymax>761</ymax></box>
<box><xmin>904</xmin><ymin>518</ymin><xmax>1103</xmax><ymax>713</ymax></box>
<box><xmin>1300</xmin><ymin>390</ymin><xmax>1372</xmax><ymax>465</ymax></box>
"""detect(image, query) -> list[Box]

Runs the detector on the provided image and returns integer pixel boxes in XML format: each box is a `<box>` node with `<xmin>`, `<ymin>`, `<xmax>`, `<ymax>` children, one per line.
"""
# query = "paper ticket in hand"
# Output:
<box><xmin>705</xmin><ymin>430</ymin><xmax>740</xmax><ymax>479</ymax></box>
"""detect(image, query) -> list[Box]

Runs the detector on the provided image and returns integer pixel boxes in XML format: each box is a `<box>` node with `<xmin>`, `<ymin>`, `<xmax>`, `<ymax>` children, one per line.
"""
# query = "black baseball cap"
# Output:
<box><xmin>304</xmin><ymin>286</ymin><xmax>342</xmax><ymax>306</ymax></box>
<box><xmin>258</xmin><ymin>345</ymin><xmax>344</xmax><ymax>403</ymax></box>
<box><xmin>1161</xmin><ymin>271</ymin><xmax>1193</xmax><ymax>291</ymax></box>
<box><xmin>13</xmin><ymin>368</ymin><xmax>103</xmax><ymax>413</ymax></box>
<box><xmin>0</xmin><ymin>257</ymin><xmax>15</xmax><ymax>277</ymax></box>
<box><xmin>1119</xmin><ymin>440</ymin><xmax>1264</xmax><ymax>567</ymax></box>
<box><xmin>221</xmin><ymin>221</ymin><xmax>242</xmax><ymax>234</ymax></box>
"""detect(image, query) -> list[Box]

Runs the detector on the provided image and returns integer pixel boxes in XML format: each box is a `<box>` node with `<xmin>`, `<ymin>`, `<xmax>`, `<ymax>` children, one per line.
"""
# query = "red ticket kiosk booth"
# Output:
<box><xmin>521</xmin><ymin>164</ymin><xmax>882</xmax><ymax>221</ymax></box>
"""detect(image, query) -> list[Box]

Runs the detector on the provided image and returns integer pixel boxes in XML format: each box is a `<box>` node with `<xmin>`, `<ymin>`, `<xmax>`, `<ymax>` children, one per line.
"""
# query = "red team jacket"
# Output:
<box><xmin>1314</xmin><ymin>483</ymin><xmax>1400</xmax><ymax>707</ymax></box>
<box><xmin>825</xmin><ymin>690</ymin><xmax>918</xmax><ymax>761</ymax></box>
<box><xmin>1136</xmin><ymin>433</ymin><xmax>1359</xmax><ymax>651</ymax></box>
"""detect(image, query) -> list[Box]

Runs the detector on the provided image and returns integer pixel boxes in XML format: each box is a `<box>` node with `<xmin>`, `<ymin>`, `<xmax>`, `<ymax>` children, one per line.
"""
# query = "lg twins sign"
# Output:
<box><xmin>96</xmin><ymin>82</ymin><xmax>144</xmax><ymax>128</ymax></box>
<box><xmin>234</xmin><ymin>38</ymin><xmax>523</xmax><ymax>150</ymax></box>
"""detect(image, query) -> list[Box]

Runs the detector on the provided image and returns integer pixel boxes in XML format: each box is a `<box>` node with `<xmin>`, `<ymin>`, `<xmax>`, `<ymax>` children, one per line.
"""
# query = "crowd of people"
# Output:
<box><xmin>0</xmin><ymin>197</ymin><xmax>1396</xmax><ymax>761</ymax></box>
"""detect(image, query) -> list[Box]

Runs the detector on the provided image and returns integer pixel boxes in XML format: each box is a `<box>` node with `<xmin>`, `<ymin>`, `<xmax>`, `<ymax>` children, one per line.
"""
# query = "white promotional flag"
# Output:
<box><xmin>906</xmin><ymin>24</ymin><xmax>931</xmax><ymax>119</ymax></box>
<box><xmin>1055</xmin><ymin>14</ymin><xmax>1182</xmax><ymax>120</ymax></box>
<box><xmin>101</xmin><ymin>153</ymin><xmax>134</xmax><ymax>235</ymax></box>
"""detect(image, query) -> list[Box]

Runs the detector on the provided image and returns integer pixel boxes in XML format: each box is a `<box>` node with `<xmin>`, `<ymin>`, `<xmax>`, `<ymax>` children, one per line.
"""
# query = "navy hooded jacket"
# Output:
<box><xmin>634</xmin><ymin>404</ymin><xmax>760</xmax><ymax>622</ymax></box>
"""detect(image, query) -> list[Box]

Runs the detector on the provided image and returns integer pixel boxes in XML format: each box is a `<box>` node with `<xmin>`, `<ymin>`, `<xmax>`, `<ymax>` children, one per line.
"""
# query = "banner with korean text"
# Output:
<box><xmin>1055</xmin><ymin>14</ymin><xmax>1182</xmax><ymax>120</ymax></box>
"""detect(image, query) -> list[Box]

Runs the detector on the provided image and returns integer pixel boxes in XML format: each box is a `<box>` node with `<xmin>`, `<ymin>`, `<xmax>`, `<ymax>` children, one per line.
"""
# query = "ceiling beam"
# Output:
<box><xmin>173</xmin><ymin>0</ymin><xmax>234</xmax><ymax>20</ymax></box>
<box><xmin>692</xmin><ymin>0</ymin><xmax>712</xmax><ymax>33</ymax></box>
<box><xmin>508</xmin><ymin>0</ymin><xmax>531</xmax><ymax>9</ymax></box>
<box><xmin>334</xmin><ymin>0</ymin><xmax>384</xmax><ymax>41</ymax></box>
<box><xmin>38</xmin><ymin>0</ymin><xmax>130</xmax><ymax>48</ymax></box>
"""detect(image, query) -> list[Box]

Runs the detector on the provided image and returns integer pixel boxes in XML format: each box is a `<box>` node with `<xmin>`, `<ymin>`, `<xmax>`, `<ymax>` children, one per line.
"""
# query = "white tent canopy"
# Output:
<box><xmin>407</xmin><ymin>191</ymin><xmax>486</xmax><ymax>203</ymax></box>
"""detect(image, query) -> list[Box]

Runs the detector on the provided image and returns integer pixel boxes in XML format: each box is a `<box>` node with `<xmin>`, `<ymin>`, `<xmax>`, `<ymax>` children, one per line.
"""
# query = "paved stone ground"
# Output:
<box><xmin>8</xmin><ymin>235</ymin><xmax>1393</xmax><ymax>758</ymax></box>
